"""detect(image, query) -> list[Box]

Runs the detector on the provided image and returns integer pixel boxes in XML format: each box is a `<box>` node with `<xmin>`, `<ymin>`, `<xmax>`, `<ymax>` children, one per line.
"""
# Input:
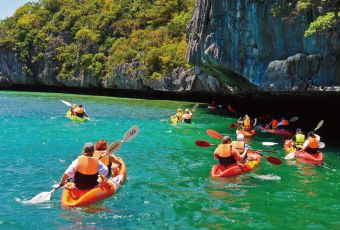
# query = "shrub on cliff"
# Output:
<box><xmin>0</xmin><ymin>0</ymin><xmax>195</xmax><ymax>80</ymax></box>
<box><xmin>271</xmin><ymin>0</ymin><xmax>339</xmax><ymax>36</ymax></box>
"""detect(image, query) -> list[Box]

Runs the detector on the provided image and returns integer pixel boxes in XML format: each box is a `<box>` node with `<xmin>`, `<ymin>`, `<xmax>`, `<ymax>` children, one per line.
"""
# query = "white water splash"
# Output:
<box><xmin>252</xmin><ymin>174</ymin><xmax>281</xmax><ymax>181</ymax></box>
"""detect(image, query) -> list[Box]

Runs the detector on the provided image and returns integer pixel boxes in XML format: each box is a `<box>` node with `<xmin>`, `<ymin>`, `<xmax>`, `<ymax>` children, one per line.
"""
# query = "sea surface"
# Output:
<box><xmin>0</xmin><ymin>91</ymin><xmax>339</xmax><ymax>229</ymax></box>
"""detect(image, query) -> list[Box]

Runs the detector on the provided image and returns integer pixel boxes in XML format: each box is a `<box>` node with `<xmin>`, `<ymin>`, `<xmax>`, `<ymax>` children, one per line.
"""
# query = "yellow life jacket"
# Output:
<box><xmin>214</xmin><ymin>144</ymin><xmax>232</xmax><ymax>157</ymax></box>
<box><xmin>232</xmin><ymin>141</ymin><xmax>245</xmax><ymax>153</ymax></box>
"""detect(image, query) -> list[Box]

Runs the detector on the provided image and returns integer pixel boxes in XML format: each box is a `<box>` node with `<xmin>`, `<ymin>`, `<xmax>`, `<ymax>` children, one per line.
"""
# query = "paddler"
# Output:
<box><xmin>291</xmin><ymin>128</ymin><xmax>305</xmax><ymax>150</ymax></box>
<box><xmin>278</xmin><ymin>116</ymin><xmax>290</xmax><ymax>127</ymax></box>
<box><xmin>181</xmin><ymin>109</ymin><xmax>192</xmax><ymax>123</ymax></box>
<box><xmin>266</xmin><ymin>118</ymin><xmax>279</xmax><ymax>130</ymax></box>
<box><xmin>237</xmin><ymin>114</ymin><xmax>254</xmax><ymax>131</ymax></box>
<box><xmin>232</xmin><ymin>134</ymin><xmax>253</xmax><ymax>162</ymax></box>
<box><xmin>301</xmin><ymin>132</ymin><xmax>321</xmax><ymax>155</ymax></box>
<box><xmin>70</xmin><ymin>104</ymin><xmax>77</xmax><ymax>116</ymax></box>
<box><xmin>213</xmin><ymin>136</ymin><xmax>242</xmax><ymax>167</ymax></box>
<box><xmin>171</xmin><ymin>108</ymin><xmax>183</xmax><ymax>122</ymax></box>
<box><xmin>93</xmin><ymin>139</ymin><xmax>123</xmax><ymax>177</ymax></box>
<box><xmin>73</xmin><ymin>104</ymin><xmax>88</xmax><ymax>118</ymax></box>
<box><xmin>58</xmin><ymin>143</ymin><xmax>108</xmax><ymax>189</ymax></box>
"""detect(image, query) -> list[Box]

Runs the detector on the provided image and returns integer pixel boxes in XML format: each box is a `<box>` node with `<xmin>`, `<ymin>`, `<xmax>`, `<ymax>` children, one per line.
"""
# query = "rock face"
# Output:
<box><xmin>187</xmin><ymin>0</ymin><xmax>339</xmax><ymax>91</ymax></box>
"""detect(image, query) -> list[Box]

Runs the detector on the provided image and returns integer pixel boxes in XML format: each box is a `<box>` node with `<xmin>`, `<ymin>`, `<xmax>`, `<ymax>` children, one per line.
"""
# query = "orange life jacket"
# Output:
<box><xmin>214</xmin><ymin>144</ymin><xmax>232</xmax><ymax>157</ymax></box>
<box><xmin>243</xmin><ymin>119</ymin><xmax>251</xmax><ymax>131</ymax></box>
<box><xmin>74</xmin><ymin>156</ymin><xmax>99</xmax><ymax>189</ymax></box>
<box><xmin>308</xmin><ymin>137</ymin><xmax>319</xmax><ymax>149</ymax></box>
<box><xmin>272</xmin><ymin>120</ymin><xmax>279</xmax><ymax>129</ymax></box>
<box><xmin>75</xmin><ymin>107</ymin><xmax>84</xmax><ymax>114</ymax></box>
<box><xmin>176</xmin><ymin>112</ymin><xmax>183</xmax><ymax>120</ymax></box>
<box><xmin>232</xmin><ymin>141</ymin><xmax>245</xmax><ymax>153</ymax></box>
<box><xmin>281</xmin><ymin>119</ymin><xmax>289</xmax><ymax>126</ymax></box>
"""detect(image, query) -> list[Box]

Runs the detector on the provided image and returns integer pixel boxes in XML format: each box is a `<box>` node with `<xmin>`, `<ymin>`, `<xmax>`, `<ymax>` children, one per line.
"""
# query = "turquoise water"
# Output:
<box><xmin>0</xmin><ymin>91</ymin><xmax>339</xmax><ymax>229</ymax></box>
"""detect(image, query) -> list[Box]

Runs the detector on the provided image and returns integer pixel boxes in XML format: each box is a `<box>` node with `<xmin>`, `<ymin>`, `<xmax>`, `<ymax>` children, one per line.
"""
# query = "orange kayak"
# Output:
<box><xmin>61</xmin><ymin>157</ymin><xmax>126</xmax><ymax>207</ymax></box>
<box><xmin>236</xmin><ymin>129</ymin><xmax>256</xmax><ymax>137</ymax></box>
<box><xmin>284</xmin><ymin>140</ymin><xmax>324</xmax><ymax>164</ymax></box>
<box><xmin>210</xmin><ymin>153</ymin><xmax>261</xmax><ymax>178</ymax></box>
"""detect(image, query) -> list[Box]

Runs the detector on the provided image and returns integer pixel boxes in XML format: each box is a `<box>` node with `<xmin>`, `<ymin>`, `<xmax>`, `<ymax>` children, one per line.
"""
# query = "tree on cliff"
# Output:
<box><xmin>0</xmin><ymin>0</ymin><xmax>194</xmax><ymax>80</ymax></box>
<box><xmin>271</xmin><ymin>0</ymin><xmax>340</xmax><ymax>36</ymax></box>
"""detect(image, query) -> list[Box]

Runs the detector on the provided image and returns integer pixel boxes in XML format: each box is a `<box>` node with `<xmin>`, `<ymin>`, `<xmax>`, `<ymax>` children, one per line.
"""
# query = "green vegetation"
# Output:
<box><xmin>270</xmin><ymin>0</ymin><xmax>339</xmax><ymax>37</ymax></box>
<box><xmin>0</xmin><ymin>0</ymin><xmax>195</xmax><ymax>79</ymax></box>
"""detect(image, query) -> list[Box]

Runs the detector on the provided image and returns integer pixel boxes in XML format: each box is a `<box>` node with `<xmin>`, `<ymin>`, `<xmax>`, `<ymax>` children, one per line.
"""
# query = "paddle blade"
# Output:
<box><xmin>206</xmin><ymin>129</ymin><xmax>222</xmax><ymax>139</ymax></box>
<box><xmin>192</xmin><ymin>103</ymin><xmax>199</xmax><ymax>112</ymax></box>
<box><xmin>319</xmin><ymin>142</ymin><xmax>325</xmax><ymax>148</ymax></box>
<box><xmin>230</xmin><ymin>123</ymin><xmax>238</xmax><ymax>129</ymax></box>
<box><xmin>122</xmin><ymin>125</ymin><xmax>140</xmax><ymax>142</ymax></box>
<box><xmin>61</xmin><ymin>100</ymin><xmax>72</xmax><ymax>107</ymax></box>
<box><xmin>25</xmin><ymin>191</ymin><xmax>52</xmax><ymax>204</ymax></box>
<box><xmin>289</xmin><ymin>116</ymin><xmax>299</xmax><ymax>122</ymax></box>
<box><xmin>314</xmin><ymin>120</ymin><xmax>324</xmax><ymax>132</ymax></box>
<box><xmin>195</xmin><ymin>140</ymin><xmax>213</xmax><ymax>147</ymax></box>
<box><xmin>262</xmin><ymin>142</ymin><xmax>278</xmax><ymax>146</ymax></box>
<box><xmin>266</xmin><ymin>156</ymin><xmax>282</xmax><ymax>165</ymax></box>
<box><xmin>227</xmin><ymin>105</ymin><xmax>237</xmax><ymax>114</ymax></box>
<box><xmin>284</xmin><ymin>152</ymin><xmax>295</xmax><ymax>160</ymax></box>
<box><xmin>106</xmin><ymin>141</ymin><xmax>121</xmax><ymax>155</ymax></box>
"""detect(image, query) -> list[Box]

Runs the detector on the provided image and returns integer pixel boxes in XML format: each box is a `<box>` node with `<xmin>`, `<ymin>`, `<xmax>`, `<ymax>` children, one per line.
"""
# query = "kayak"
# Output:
<box><xmin>210</xmin><ymin>153</ymin><xmax>261</xmax><ymax>178</ymax></box>
<box><xmin>170</xmin><ymin>116</ymin><xmax>178</xmax><ymax>125</ymax></box>
<box><xmin>284</xmin><ymin>140</ymin><xmax>324</xmax><ymax>164</ymax></box>
<box><xmin>236</xmin><ymin>129</ymin><xmax>256</xmax><ymax>137</ymax></box>
<box><xmin>65</xmin><ymin>110</ymin><xmax>88</xmax><ymax>122</ymax></box>
<box><xmin>260</xmin><ymin>127</ymin><xmax>293</xmax><ymax>136</ymax></box>
<box><xmin>61</xmin><ymin>157</ymin><xmax>126</xmax><ymax>207</ymax></box>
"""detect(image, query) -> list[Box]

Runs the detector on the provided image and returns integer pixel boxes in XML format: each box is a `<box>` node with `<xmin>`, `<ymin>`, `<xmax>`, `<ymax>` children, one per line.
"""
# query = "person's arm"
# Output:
<box><xmin>98</xmin><ymin>162</ymin><xmax>108</xmax><ymax>176</ymax></box>
<box><xmin>232</xmin><ymin>147</ymin><xmax>241</xmax><ymax>162</ymax></box>
<box><xmin>59</xmin><ymin>160</ymin><xmax>77</xmax><ymax>185</ymax></box>
<box><xmin>302</xmin><ymin>140</ymin><xmax>309</xmax><ymax>150</ymax></box>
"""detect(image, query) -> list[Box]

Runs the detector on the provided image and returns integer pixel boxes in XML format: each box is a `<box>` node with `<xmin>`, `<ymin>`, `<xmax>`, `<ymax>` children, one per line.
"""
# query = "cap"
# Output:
<box><xmin>237</xmin><ymin>134</ymin><xmax>244</xmax><ymax>141</ymax></box>
<box><xmin>83</xmin><ymin>142</ymin><xmax>94</xmax><ymax>154</ymax></box>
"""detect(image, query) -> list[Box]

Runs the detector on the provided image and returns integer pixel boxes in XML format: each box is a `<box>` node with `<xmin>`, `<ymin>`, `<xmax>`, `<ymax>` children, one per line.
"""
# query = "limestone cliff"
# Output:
<box><xmin>187</xmin><ymin>0</ymin><xmax>339</xmax><ymax>92</ymax></box>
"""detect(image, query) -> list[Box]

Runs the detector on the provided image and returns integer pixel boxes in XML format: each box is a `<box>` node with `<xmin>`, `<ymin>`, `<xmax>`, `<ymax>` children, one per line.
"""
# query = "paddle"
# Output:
<box><xmin>26</xmin><ymin>125</ymin><xmax>140</xmax><ymax>204</ymax></box>
<box><xmin>206</xmin><ymin>129</ymin><xmax>222</xmax><ymax>139</ymax></box>
<box><xmin>227</xmin><ymin>105</ymin><xmax>237</xmax><ymax>114</ymax></box>
<box><xmin>262</xmin><ymin>142</ymin><xmax>278</xmax><ymax>146</ymax></box>
<box><xmin>61</xmin><ymin>100</ymin><xmax>72</xmax><ymax>107</ymax></box>
<box><xmin>192</xmin><ymin>103</ymin><xmax>199</xmax><ymax>112</ymax></box>
<box><xmin>195</xmin><ymin>140</ymin><xmax>279</xmax><ymax>154</ymax></box>
<box><xmin>195</xmin><ymin>140</ymin><xmax>281</xmax><ymax>164</ymax></box>
<box><xmin>248</xmin><ymin>150</ymin><xmax>282</xmax><ymax>165</ymax></box>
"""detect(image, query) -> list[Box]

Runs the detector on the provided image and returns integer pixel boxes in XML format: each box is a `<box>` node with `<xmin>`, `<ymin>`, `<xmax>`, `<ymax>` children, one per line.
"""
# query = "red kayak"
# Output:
<box><xmin>284</xmin><ymin>140</ymin><xmax>324</xmax><ymax>164</ymax></box>
<box><xmin>260</xmin><ymin>127</ymin><xmax>293</xmax><ymax>136</ymax></box>
<box><xmin>211</xmin><ymin>153</ymin><xmax>261</xmax><ymax>178</ymax></box>
<box><xmin>236</xmin><ymin>129</ymin><xmax>256</xmax><ymax>137</ymax></box>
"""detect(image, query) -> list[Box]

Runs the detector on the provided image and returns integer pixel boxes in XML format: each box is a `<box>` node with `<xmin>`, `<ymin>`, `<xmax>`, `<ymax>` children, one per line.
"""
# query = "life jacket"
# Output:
<box><xmin>214</xmin><ymin>144</ymin><xmax>232</xmax><ymax>157</ymax></box>
<box><xmin>272</xmin><ymin>120</ymin><xmax>279</xmax><ymax>129</ymax></box>
<box><xmin>176</xmin><ymin>112</ymin><xmax>183</xmax><ymax>120</ymax></box>
<box><xmin>183</xmin><ymin>113</ymin><xmax>192</xmax><ymax>123</ymax></box>
<box><xmin>74</xmin><ymin>155</ymin><xmax>99</xmax><ymax>190</ymax></box>
<box><xmin>243</xmin><ymin>119</ymin><xmax>251</xmax><ymax>131</ymax></box>
<box><xmin>75</xmin><ymin>107</ymin><xmax>85</xmax><ymax>117</ymax></box>
<box><xmin>295</xmin><ymin>133</ymin><xmax>305</xmax><ymax>148</ymax></box>
<box><xmin>232</xmin><ymin>141</ymin><xmax>245</xmax><ymax>153</ymax></box>
<box><xmin>308</xmin><ymin>137</ymin><xmax>319</xmax><ymax>149</ymax></box>
<box><xmin>281</xmin><ymin>119</ymin><xmax>289</xmax><ymax>126</ymax></box>
<box><xmin>93</xmin><ymin>150</ymin><xmax>112</xmax><ymax>177</ymax></box>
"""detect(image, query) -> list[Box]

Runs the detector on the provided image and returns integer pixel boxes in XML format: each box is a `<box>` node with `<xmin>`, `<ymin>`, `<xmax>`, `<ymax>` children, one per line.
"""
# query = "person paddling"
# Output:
<box><xmin>301</xmin><ymin>132</ymin><xmax>321</xmax><ymax>155</ymax></box>
<box><xmin>58</xmin><ymin>143</ymin><xmax>108</xmax><ymax>189</ymax></box>
<box><xmin>70</xmin><ymin>104</ymin><xmax>77</xmax><ymax>116</ymax></box>
<box><xmin>237</xmin><ymin>115</ymin><xmax>254</xmax><ymax>131</ymax></box>
<box><xmin>73</xmin><ymin>104</ymin><xmax>88</xmax><ymax>118</ymax></box>
<box><xmin>93</xmin><ymin>140</ymin><xmax>123</xmax><ymax>177</ymax></box>
<box><xmin>266</xmin><ymin>118</ymin><xmax>279</xmax><ymax>130</ymax></box>
<box><xmin>278</xmin><ymin>117</ymin><xmax>290</xmax><ymax>127</ymax></box>
<box><xmin>181</xmin><ymin>109</ymin><xmax>192</xmax><ymax>123</ymax></box>
<box><xmin>292</xmin><ymin>128</ymin><xmax>305</xmax><ymax>150</ymax></box>
<box><xmin>171</xmin><ymin>108</ymin><xmax>183</xmax><ymax>122</ymax></box>
<box><xmin>213</xmin><ymin>136</ymin><xmax>242</xmax><ymax>167</ymax></box>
